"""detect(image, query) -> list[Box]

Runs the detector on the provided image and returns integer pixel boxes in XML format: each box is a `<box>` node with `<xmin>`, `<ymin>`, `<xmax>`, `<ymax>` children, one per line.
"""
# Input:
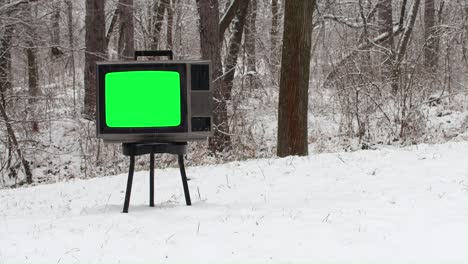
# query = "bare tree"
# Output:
<box><xmin>84</xmin><ymin>0</ymin><xmax>106</xmax><ymax>118</ymax></box>
<box><xmin>150</xmin><ymin>0</ymin><xmax>168</xmax><ymax>50</ymax></box>
<box><xmin>219</xmin><ymin>0</ymin><xmax>248</xmax><ymax>40</ymax></box>
<box><xmin>106</xmin><ymin>4</ymin><xmax>120</xmax><ymax>49</ymax></box>
<box><xmin>66</xmin><ymin>0</ymin><xmax>77</xmax><ymax>111</ymax></box>
<box><xmin>465</xmin><ymin>2</ymin><xmax>468</xmax><ymax>63</ymax></box>
<box><xmin>270</xmin><ymin>0</ymin><xmax>280</xmax><ymax>77</ymax></box>
<box><xmin>223</xmin><ymin>0</ymin><xmax>249</xmax><ymax>100</ymax></box>
<box><xmin>424</xmin><ymin>0</ymin><xmax>437</xmax><ymax>71</ymax></box>
<box><xmin>244</xmin><ymin>0</ymin><xmax>257</xmax><ymax>73</ymax></box>
<box><xmin>166</xmin><ymin>0</ymin><xmax>176</xmax><ymax>50</ymax></box>
<box><xmin>0</xmin><ymin>25</ymin><xmax>12</xmax><ymax>108</ymax></box>
<box><xmin>117</xmin><ymin>0</ymin><xmax>135</xmax><ymax>59</ymax></box>
<box><xmin>196</xmin><ymin>0</ymin><xmax>231</xmax><ymax>153</ymax></box>
<box><xmin>277</xmin><ymin>0</ymin><xmax>315</xmax><ymax>157</ymax></box>
<box><xmin>393</xmin><ymin>0</ymin><xmax>421</xmax><ymax>77</ymax></box>
<box><xmin>24</xmin><ymin>2</ymin><xmax>40</xmax><ymax>132</ymax></box>
<box><xmin>0</xmin><ymin>101</ymin><xmax>33</xmax><ymax>184</ymax></box>
<box><xmin>376</xmin><ymin>0</ymin><xmax>393</xmax><ymax>79</ymax></box>
<box><xmin>0</xmin><ymin>2</ymin><xmax>33</xmax><ymax>184</ymax></box>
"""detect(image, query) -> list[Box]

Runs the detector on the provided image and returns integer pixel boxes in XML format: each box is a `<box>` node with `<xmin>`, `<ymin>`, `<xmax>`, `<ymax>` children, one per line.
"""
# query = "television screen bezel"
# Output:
<box><xmin>96</xmin><ymin>62</ymin><xmax>188</xmax><ymax>136</ymax></box>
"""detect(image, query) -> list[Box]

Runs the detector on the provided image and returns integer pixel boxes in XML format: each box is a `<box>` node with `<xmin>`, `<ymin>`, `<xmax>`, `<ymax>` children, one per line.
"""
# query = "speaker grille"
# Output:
<box><xmin>191</xmin><ymin>117</ymin><xmax>211</xmax><ymax>132</ymax></box>
<box><xmin>191</xmin><ymin>64</ymin><xmax>210</xmax><ymax>91</ymax></box>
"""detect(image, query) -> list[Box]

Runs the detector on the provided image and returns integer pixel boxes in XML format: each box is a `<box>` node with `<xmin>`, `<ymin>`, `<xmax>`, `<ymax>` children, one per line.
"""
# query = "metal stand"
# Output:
<box><xmin>121</xmin><ymin>142</ymin><xmax>192</xmax><ymax>213</ymax></box>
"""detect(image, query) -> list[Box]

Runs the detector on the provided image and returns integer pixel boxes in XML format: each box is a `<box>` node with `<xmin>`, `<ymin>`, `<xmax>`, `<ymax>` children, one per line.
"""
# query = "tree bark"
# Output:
<box><xmin>166</xmin><ymin>0</ymin><xmax>175</xmax><ymax>50</ymax></box>
<box><xmin>244</xmin><ymin>0</ymin><xmax>257</xmax><ymax>73</ymax></box>
<box><xmin>151</xmin><ymin>0</ymin><xmax>167</xmax><ymax>50</ymax></box>
<box><xmin>0</xmin><ymin>25</ymin><xmax>13</xmax><ymax>108</ymax></box>
<box><xmin>396</xmin><ymin>0</ymin><xmax>421</xmax><ymax>64</ymax></box>
<box><xmin>270</xmin><ymin>0</ymin><xmax>280</xmax><ymax>76</ymax></box>
<box><xmin>84</xmin><ymin>0</ymin><xmax>105</xmax><ymax>119</ymax></box>
<box><xmin>66</xmin><ymin>0</ymin><xmax>77</xmax><ymax>111</ymax></box>
<box><xmin>277</xmin><ymin>0</ymin><xmax>315</xmax><ymax>157</ymax></box>
<box><xmin>464</xmin><ymin>3</ymin><xmax>468</xmax><ymax>63</ymax></box>
<box><xmin>25</xmin><ymin>2</ymin><xmax>40</xmax><ymax>132</ymax></box>
<box><xmin>424</xmin><ymin>0</ymin><xmax>437</xmax><ymax>71</ymax></box>
<box><xmin>117</xmin><ymin>0</ymin><xmax>134</xmax><ymax>60</ymax></box>
<box><xmin>51</xmin><ymin>0</ymin><xmax>62</xmax><ymax>58</ymax></box>
<box><xmin>391</xmin><ymin>0</ymin><xmax>421</xmax><ymax>95</ymax></box>
<box><xmin>376</xmin><ymin>0</ymin><xmax>393</xmax><ymax>69</ymax></box>
<box><xmin>222</xmin><ymin>0</ymin><xmax>249</xmax><ymax>100</ymax></box>
<box><xmin>105</xmin><ymin>5</ymin><xmax>120</xmax><ymax>48</ymax></box>
<box><xmin>219</xmin><ymin>0</ymin><xmax>248</xmax><ymax>40</ymax></box>
<box><xmin>196</xmin><ymin>0</ymin><xmax>231</xmax><ymax>153</ymax></box>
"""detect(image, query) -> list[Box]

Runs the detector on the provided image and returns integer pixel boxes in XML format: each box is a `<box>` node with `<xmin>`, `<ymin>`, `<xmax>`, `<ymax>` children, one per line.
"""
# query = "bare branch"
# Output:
<box><xmin>219</xmin><ymin>0</ymin><xmax>248</xmax><ymax>40</ymax></box>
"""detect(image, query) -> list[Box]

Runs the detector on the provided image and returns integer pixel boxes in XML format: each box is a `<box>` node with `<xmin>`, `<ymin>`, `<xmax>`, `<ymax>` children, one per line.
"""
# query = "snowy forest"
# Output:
<box><xmin>1</xmin><ymin>0</ymin><xmax>468</xmax><ymax>263</ymax></box>
<box><xmin>0</xmin><ymin>0</ymin><xmax>467</xmax><ymax>185</ymax></box>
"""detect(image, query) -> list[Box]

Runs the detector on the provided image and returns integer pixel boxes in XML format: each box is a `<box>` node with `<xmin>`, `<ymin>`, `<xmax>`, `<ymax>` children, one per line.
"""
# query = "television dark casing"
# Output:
<box><xmin>96</xmin><ymin>60</ymin><xmax>213</xmax><ymax>143</ymax></box>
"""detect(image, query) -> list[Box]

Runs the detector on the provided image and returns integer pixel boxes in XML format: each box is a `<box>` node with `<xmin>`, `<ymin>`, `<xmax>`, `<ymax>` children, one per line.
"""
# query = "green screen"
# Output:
<box><xmin>105</xmin><ymin>71</ymin><xmax>181</xmax><ymax>128</ymax></box>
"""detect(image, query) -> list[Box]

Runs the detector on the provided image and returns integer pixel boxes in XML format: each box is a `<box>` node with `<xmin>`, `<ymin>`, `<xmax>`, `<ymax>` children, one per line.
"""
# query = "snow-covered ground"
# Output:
<box><xmin>1</xmin><ymin>141</ymin><xmax>467</xmax><ymax>264</ymax></box>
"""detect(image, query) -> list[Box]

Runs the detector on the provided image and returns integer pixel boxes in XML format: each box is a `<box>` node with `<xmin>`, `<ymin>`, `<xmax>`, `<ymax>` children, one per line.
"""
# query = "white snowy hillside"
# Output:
<box><xmin>1</xmin><ymin>141</ymin><xmax>467</xmax><ymax>264</ymax></box>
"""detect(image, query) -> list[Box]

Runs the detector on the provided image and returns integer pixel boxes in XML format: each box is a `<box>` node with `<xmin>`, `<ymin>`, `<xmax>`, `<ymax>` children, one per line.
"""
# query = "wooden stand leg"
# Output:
<box><xmin>149</xmin><ymin>152</ymin><xmax>155</xmax><ymax>207</ymax></box>
<box><xmin>123</xmin><ymin>155</ymin><xmax>135</xmax><ymax>213</ymax></box>
<box><xmin>178</xmin><ymin>155</ymin><xmax>191</xmax><ymax>206</ymax></box>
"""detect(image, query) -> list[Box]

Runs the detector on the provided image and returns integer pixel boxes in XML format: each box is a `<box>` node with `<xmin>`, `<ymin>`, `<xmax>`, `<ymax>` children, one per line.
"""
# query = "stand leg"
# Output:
<box><xmin>178</xmin><ymin>155</ymin><xmax>191</xmax><ymax>206</ymax></box>
<box><xmin>149</xmin><ymin>152</ymin><xmax>155</xmax><ymax>207</ymax></box>
<box><xmin>123</xmin><ymin>155</ymin><xmax>135</xmax><ymax>213</ymax></box>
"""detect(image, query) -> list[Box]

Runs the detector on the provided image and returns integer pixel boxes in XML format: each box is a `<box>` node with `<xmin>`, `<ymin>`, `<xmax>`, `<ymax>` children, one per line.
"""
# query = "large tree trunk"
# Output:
<box><xmin>424</xmin><ymin>0</ymin><xmax>437</xmax><ymax>71</ymax></box>
<box><xmin>244</xmin><ymin>0</ymin><xmax>257</xmax><ymax>73</ymax></box>
<box><xmin>277</xmin><ymin>0</ymin><xmax>315</xmax><ymax>157</ymax></box>
<box><xmin>117</xmin><ymin>0</ymin><xmax>134</xmax><ymax>60</ymax></box>
<box><xmin>222</xmin><ymin>0</ymin><xmax>249</xmax><ymax>100</ymax></box>
<box><xmin>196</xmin><ymin>0</ymin><xmax>231</xmax><ymax>153</ymax></box>
<box><xmin>84</xmin><ymin>0</ymin><xmax>106</xmax><ymax>119</ymax></box>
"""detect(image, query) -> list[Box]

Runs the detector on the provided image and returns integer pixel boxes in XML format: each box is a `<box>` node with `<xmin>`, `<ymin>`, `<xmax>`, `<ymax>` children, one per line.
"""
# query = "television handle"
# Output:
<box><xmin>134</xmin><ymin>50</ymin><xmax>173</xmax><ymax>61</ymax></box>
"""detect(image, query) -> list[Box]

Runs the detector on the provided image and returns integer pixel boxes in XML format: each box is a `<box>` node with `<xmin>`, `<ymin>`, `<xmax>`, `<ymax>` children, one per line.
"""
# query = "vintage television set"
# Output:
<box><xmin>96</xmin><ymin>60</ymin><xmax>212</xmax><ymax>143</ymax></box>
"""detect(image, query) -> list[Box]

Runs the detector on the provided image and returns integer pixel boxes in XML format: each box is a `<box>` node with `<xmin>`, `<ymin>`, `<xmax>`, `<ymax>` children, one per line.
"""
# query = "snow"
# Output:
<box><xmin>1</xmin><ymin>141</ymin><xmax>468</xmax><ymax>263</ymax></box>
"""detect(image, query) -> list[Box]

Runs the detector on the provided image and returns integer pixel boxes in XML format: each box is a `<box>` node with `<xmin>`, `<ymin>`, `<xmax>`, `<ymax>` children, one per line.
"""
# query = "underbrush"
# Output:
<box><xmin>1</xmin><ymin>69</ymin><xmax>467</xmax><ymax>188</ymax></box>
